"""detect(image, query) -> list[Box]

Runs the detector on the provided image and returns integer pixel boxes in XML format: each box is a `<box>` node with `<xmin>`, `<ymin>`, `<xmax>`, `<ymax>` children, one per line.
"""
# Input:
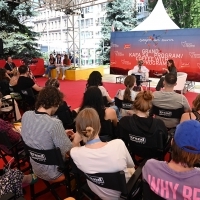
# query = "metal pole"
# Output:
<box><xmin>78</xmin><ymin>15</ymin><xmax>81</xmax><ymax>67</ymax></box>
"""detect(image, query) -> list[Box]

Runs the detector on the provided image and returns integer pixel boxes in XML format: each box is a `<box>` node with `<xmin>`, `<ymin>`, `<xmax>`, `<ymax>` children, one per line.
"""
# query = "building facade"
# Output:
<box><xmin>32</xmin><ymin>0</ymin><xmax>149</xmax><ymax>65</ymax></box>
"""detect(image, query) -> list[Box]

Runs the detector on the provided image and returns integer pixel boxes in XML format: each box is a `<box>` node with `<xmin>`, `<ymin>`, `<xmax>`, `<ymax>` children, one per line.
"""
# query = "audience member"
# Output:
<box><xmin>0</xmin><ymin>68</ymin><xmax>10</xmax><ymax>96</ymax></box>
<box><xmin>156</xmin><ymin>59</ymin><xmax>177</xmax><ymax>91</ymax></box>
<box><xmin>116</xmin><ymin>75</ymin><xmax>138</xmax><ymax>117</ymax></box>
<box><xmin>119</xmin><ymin>91</ymin><xmax>168</xmax><ymax>156</ymax></box>
<box><xmin>131</xmin><ymin>60</ymin><xmax>149</xmax><ymax>86</ymax></box>
<box><xmin>74</xmin><ymin>86</ymin><xmax>118</xmax><ymax>127</ymax></box>
<box><xmin>0</xmin><ymin>118</ymin><xmax>21</xmax><ymax>154</ymax></box>
<box><xmin>86</xmin><ymin>71</ymin><xmax>113</xmax><ymax>104</ymax></box>
<box><xmin>17</xmin><ymin>65</ymin><xmax>42</xmax><ymax>95</ymax></box>
<box><xmin>152</xmin><ymin>73</ymin><xmax>190</xmax><ymax>129</ymax></box>
<box><xmin>4</xmin><ymin>56</ymin><xmax>16</xmax><ymax>77</ymax></box>
<box><xmin>45</xmin><ymin>79</ymin><xmax>74</xmax><ymax>130</ymax></box>
<box><xmin>21</xmin><ymin>87</ymin><xmax>80</xmax><ymax>182</ymax></box>
<box><xmin>43</xmin><ymin>54</ymin><xmax>56</xmax><ymax>78</ymax></box>
<box><xmin>9</xmin><ymin>67</ymin><xmax>20</xmax><ymax>93</ymax></box>
<box><xmin>55</xmin><ymin>54</ymin><xmax>63</xmax><ymax>79</ymax></box>
<box><xmin>61</xmin><ymin>54</ymin><xmax>71</xmax><ymax>80</ymax></box>
<box><xmin>180</xmin><ymin>94</ymin><xmax>200</xmax><ymax>123</ymax></box>
<box><xmin>143</xmin><ymin>120</ymin><xmax>200</xmax><ymax>199</ymax></box>
<box><xmin>71</xmin><ymin>107</ymin><xmax>135</xmax><ymax>200</ymax></box>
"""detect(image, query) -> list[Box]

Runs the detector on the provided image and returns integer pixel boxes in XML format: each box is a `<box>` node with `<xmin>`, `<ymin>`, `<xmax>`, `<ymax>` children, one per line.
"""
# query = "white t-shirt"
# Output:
<box><xmin>117</xmin><ymin>89</ymin><xmax>138</xmax><ymax>101</ymax></box>
<box><xmin>98</xmin><ymin>85</ymin><xmax>109</xmax><ymax>97</ymax></box>
<box><xmin>132</xmin><ymin>65</ymin><xmax>149</xmax><ymax>76</ymax></box>
<box><xmin>71</xmin><ymin>139</ymin><xmax>135</xmax><ymax>200</ymax></box>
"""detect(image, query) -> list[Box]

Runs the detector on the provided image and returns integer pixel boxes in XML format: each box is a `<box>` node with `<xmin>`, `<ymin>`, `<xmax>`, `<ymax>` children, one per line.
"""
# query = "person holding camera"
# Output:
<box><xmin>4</xmin><ymin>56</ymin><xmax>16</xmax><ymax>78</ymax></box>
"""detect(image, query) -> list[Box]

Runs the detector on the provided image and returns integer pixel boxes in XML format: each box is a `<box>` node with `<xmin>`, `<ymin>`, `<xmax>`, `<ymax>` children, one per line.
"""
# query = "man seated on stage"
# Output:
<box><xmin>17</xmin><ymin>65</ymin><xmax>43</xmax><ymax>95</ymax></box>
<box><xmin>152</xmin><ymin>73</ymin><xmax>190</xmax><ymax>129</ymax></box>
<box><xmin>131</xmin><ymin>60</ymin><xmax>149</xmax><ymax>86</ymax></box>
<box><xmin>4</xmin><ymin>56</ymin><xmax>16</xmax><ymax>77</ymax></box>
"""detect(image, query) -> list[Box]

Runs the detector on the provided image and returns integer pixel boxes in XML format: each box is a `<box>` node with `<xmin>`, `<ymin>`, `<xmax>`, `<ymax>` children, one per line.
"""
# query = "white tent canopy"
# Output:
<box><xmin>133</xmin><ymin>0</ymin><xmax>179</xmax><ymax>31</ymax></box>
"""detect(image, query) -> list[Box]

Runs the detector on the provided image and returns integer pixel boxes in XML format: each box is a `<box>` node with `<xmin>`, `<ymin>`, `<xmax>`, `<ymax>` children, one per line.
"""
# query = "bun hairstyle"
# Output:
<box><xmin>75</xmin><ymin>107</ymin><xmax>101</xmax><ymax>142</ymax></box>
<box><xmin>124</xmin><ymin>75</ymin><xmax>136</xmax><ymax>101</ymax></box>
<box><xmin>133</xmin><ymin>90</ymin><xmax>153</xmax><ymax>112</ymax></box>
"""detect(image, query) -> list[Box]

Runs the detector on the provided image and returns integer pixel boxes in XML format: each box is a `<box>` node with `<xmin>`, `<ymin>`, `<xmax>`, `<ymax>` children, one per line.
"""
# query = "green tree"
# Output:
<box><xmin>0</xmin><ymin>0</ymin><xmax>41</xmax><ymax>59</ymax></box>
<box><xmin>148</xmin><ymin>0</ymin><xmax>200</xmax><ymax>28</ymax></box>
<box><xmin>97</xmin><ymin>0</ymin><xmax>137</xmax><ymax>64</ymax></box>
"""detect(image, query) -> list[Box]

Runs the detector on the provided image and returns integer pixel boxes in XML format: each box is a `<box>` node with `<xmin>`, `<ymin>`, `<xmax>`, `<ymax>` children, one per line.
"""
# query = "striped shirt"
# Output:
<box><xmin>21</xmin><ymin>111</ymin><xmax>72</xmax><ymax>181</ymax></box>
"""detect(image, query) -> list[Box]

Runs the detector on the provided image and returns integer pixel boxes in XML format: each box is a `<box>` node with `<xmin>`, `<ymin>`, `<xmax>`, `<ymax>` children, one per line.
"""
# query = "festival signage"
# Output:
<box><xmin>110</xmin><ymin>28</ymin><xmax>200</xmax><ymax>81</ymax></box>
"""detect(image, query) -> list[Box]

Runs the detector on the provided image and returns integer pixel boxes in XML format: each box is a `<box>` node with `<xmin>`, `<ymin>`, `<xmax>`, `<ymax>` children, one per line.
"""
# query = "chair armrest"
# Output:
<box><xmin>0</xmin><ymin>192</ymin><xmax>15</xmax><ymax>200</ymax></box>
<box><xmin>124</xmin><ymin>159</ymin><xmax>147</xmax><ymax>197</ymax></box>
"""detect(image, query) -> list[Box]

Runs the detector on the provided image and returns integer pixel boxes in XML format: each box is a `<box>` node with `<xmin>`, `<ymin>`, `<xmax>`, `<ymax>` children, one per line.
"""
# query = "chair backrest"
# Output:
<box><xmin>84</xmin><ymin>171</ymin><xmax>128</xmax><ymax>194</ymax></box>
<box><xmin>143</xmin><ymin>180</ymin><xmax>165</xmax><ymax>200</ymax></box>
<box><xmin>99</xmin><ymin>119</ymin><xmax>114</xmax><ymax>141</ymax></box>
<box><xmin>23</xmin><ymin>143</ymin><xmax>65</xmax><ymax>168</ymax></box>
<box><xmin>0</xmin><ymin>131</ymin><xmax>13</xmax><ymax>150</ymax></box>
<box><xmin>119</xmin><ymin>117</ymin><xmax>167</xmax><ymax>159</ymax></box>
<box><xmin>173</xmin><ymin>72</ymin><xmax>187</xmax><ymax>92</ymax></box>
<box><xmin>114</xmin><ymin>97</ymin><xmax>133</xmax><ymax>110</ymax></box>
<box><xmin>152</xmin><ymin>105</ymin><xmax>184</xmax><ymax>119</ymax></box>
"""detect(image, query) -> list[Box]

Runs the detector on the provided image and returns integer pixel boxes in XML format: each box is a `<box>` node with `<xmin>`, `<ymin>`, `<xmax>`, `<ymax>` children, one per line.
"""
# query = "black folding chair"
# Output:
<box><xmin>20</xmin><ymin>88</ymin><xmax>36</xmax><ymax>111</ymax></box>
<box><xmin>99</xmin><ymin>119</ymin><xmax>115</xmax><ymax>142</ymax></box>
<box><xmin>143</xmin><ymin>180</ymin><xmax>165</xmax><ymax>200</ymax></box>
<box><xmin>114</xmin><ymin>97</ymin><xmax>133</xmax><ymax>111</ymax></box>
<box><xmin>24</xmin><ymin>143</ymin><xmax>74</xmax><ymax>200</ymax></box>
<box><xmin>0</xmin><ymin>97</ymin><xmax>17</xmax><ymax>122</ymax></box>
<box><xmin>0</xmin><ymin>131</ymin><xmax>29</xmax><ymax>171</ymax></box>
<box><xmin>119</xmin><ymin>117</ymin><xmax>171</xmax><ymax>165</ymax></box>
<box><xmin>72</xmin><ymin>159</ymin><xmax>146</xmax><ymax>200</ymax></box>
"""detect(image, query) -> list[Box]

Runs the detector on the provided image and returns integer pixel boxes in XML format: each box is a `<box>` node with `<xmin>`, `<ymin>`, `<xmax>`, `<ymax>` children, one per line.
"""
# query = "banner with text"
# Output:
<box><xmin>110</xmin><ymin>28</ymin><xmax>200</xmax><ymax>81</ymax></box>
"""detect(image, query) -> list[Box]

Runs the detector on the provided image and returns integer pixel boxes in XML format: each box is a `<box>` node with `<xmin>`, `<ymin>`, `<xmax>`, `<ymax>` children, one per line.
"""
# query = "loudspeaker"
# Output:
<box><xmin>0</xmin><ymin>39</ymin><xmax>3</xmax><ymax>54</ymax></box>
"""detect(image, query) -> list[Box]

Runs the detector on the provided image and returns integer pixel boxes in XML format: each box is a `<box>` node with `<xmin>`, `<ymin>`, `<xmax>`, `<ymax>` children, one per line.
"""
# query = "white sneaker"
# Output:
<box><xmin>62</xmin><ymin>75</ymin><xmax>66</xmax><ymax>80</ymax></box>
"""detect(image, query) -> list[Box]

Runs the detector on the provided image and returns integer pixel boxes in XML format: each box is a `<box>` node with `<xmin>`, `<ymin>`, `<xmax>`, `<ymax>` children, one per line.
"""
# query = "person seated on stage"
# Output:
<box><xmin>61</xmin><ymin>54</ymin><xmax>71</xmax><ymax>80</ymax></box>
<box><xmin>152</xmin><ymin>73</ymin><xmax>190</xmax><ymax>129</ymax></box>
<box><xmin>143</xmin><ymin>120</ymin><xmax>200</xmax><ymax>200</ymax></box>
<box><xmin>17</xmin><ymin>65</ymin><xmax>43</xmax><ymax>95</ymax></box>
<box><xmin>180</xmin><ymin>94</ymin><xmax>200</xmax><ymax>123</ymax></box>
<box><xmin>43</xmin><ymin>54</ymin><xmax>56</xmax><ymax>78</ymax></box>
<box><xmin>156</xmin><ymin>59</ymin><xmax>177</xmax><ymax>91</ymax></box>
<box><xmin>119</xmin><ymin>90</ymin><xmax>168</xmax><ymax>153</ymax></box>
<box><xmin>71</xmin><ymin>107</ymin><xmax>135</xmax><ymax>200</ymax></box>
<box><xmin>74</xmin><ymin>86</ymin><xmax>118</xmax><ymax>127</ymax></box>
<box><xmin>21</xmin><ymin>86</ymin><xmax>81</xmax><ymax>182</ymax></box>
<box><xmin>45</xmin><ymin>79</ymin><xmax>74</xmax><ymax>130</ymax></box>
<box><xmin>116</xmin><ymin>75</ymin><xmax>139</xmax><ymax>117</ymax></box>
<box><xmin>55</xmin><ymin>53</ymin><xmax>64</xmax><ymax>79</ymax></box>
<box><xmin>4</xmin><ymin>56</ymin><xmax>16</xmax><ymax>77</ymax></box>
<box><xmin>86</xmin><ymin>71</ymin><xmax>114</xmax><ymax>104</ymax></box>
<box><xmin>0</xmin><ymin>68</ymin><xmax>10</xmax><ymax>96</ymax></box>
<box><xmin>131</xmin><ymin>60</ymin><xmax>149</xmax><ymax>86</ymax></box>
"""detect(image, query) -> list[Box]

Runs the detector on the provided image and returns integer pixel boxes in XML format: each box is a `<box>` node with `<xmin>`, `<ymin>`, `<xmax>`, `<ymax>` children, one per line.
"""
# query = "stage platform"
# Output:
<box><xmin>51</xmin><ymin>66</ymin><xmax>105</xmax><ymax>80</ymax></box>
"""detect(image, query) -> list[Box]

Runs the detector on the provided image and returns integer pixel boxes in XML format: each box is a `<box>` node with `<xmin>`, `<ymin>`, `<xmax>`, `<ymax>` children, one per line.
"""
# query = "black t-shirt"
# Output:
<box><xmin>4</xmin><ymin>62</ymin><xmax>16</xmax><ymax>71</ymax></box>
<box><xmin>17</xmin><ymin>76</ymin><xmax>38</xmax><ymax>95</ymax></box>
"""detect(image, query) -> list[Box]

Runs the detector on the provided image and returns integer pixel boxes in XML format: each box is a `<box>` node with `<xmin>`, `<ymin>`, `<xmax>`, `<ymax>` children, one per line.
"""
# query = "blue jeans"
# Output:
<box><xmin>45</xmin><ymin>65</ymin><xmax>56</xmax><ymax>77</ymax></box>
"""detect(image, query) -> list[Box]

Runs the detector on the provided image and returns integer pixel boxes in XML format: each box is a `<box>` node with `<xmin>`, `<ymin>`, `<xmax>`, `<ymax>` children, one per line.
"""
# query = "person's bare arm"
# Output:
<box><xmin>105</xmin><ymin>107</ymin><xmax>118</xmax><ymax>126</ymax></box>
<box><xmin>180</xmin><ymin>112</ymin><xmax>194</xmax><ymax>123</ymax></box>
<box><xmin>32</xmin><ymin>84</ymin><xmax>43</xmax><ymax>92</ymax></box>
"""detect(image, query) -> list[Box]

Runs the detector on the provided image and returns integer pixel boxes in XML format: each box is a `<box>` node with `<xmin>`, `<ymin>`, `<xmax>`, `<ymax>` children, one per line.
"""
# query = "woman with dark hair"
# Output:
<box><xmin>43</xmin><ymin>54</ymin><xmax>56</xmax><ymax>78</ymax></box>
<box><xmin>61</xmin><ymin>54</ymin><xmax>71</xmax><ymax>80</ymax></box>
<box><xmin>0</xmin><ymin>68</ymin><xmax>10</xmax><ymax>96</ymax></box>
<box><xmin>45</xmin><ymin>79</ymin><xmax>74</xmax><ymax>130</ymax></box>
<box><xmin>74</xmin><ymin>86</ymin><xmax>118</xmax><ymax>126</ymax></box>
<box><xmin>180</xmin><ymin>94</ymin><xmax>200</xmax><ymax>123</ymax></box>
<box><xmin>86</xmin><ymin>71</ymin><xmax>113</xmax><ymax>104</ymax></box>
<box><xmin>156</xmin><ymin>59</ymin><xmax>177</xmax><ymax>91</ymax></box>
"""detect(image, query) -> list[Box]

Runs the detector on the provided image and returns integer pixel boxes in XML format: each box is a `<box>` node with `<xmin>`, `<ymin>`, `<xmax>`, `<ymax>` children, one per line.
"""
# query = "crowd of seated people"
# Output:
<box><xmin>1</xmin><ymin>59</ymin><xmax>200</xmax><ymax>200</ymax></box>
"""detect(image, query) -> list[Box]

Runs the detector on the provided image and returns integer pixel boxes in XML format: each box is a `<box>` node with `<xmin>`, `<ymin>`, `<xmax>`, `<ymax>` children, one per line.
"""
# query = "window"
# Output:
<box><xmin>85</xmin><ymin>18</ymin><xmax>93</xmax><ymax>27</ymax></box>
<box><xmin>84</xmin><ymin>6</ymin><xmax>93</xmax><ymax>13</ymax></box>
<box><xmin>101</xmin><ymin>3</ymin><xmax>106</xmax><ymax>11</ymax></box>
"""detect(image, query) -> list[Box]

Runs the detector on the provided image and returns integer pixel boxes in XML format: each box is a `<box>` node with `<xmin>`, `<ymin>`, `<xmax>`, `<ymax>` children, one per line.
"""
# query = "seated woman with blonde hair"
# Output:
<box><xmin>71</xmin><ymin>107</ymin><xmax>135</xmax><ymax>200</ymax></box>
<box><xmin>180</xmin><ymin>94</ymin><xmax>200</xmax><ymax>123</ymax></box>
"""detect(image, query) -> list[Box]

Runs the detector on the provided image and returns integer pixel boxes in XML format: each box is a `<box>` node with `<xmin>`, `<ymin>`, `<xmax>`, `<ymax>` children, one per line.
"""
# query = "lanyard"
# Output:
<box><xmin>86</xmin><ymin>138</ymin><xmax>101</xmax><ymax>145</ymax></box>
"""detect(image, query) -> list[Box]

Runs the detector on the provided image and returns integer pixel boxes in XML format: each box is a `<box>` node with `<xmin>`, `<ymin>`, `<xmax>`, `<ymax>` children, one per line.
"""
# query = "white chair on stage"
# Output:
<box><xmin>173</xmin><ymin>72</ymin><xmax>188</xmax><ymax>94</ymax></box>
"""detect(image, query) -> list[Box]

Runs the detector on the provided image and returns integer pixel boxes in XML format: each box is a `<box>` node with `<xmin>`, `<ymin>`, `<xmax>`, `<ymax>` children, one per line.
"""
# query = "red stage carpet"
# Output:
<box><xmin>0</xmin><ymin>77</ymin><xmax>198</xmax><ymax>200</ymax></box>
